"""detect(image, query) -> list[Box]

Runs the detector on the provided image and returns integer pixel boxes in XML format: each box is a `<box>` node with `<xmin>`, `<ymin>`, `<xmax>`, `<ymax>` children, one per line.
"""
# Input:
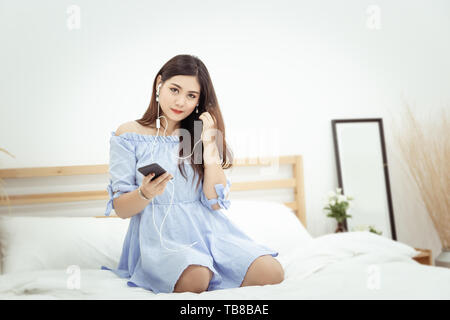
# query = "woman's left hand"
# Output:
<box><xmin>199</xmin><ymin>112</ymin><xmax>218</xmax><ymax>143</ymax></box>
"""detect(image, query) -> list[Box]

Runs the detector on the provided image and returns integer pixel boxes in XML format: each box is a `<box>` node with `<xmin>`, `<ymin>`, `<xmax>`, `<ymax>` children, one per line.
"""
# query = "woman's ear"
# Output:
<box><xmin>156</xmin><ymin>75</ymin><xmax>162</xmax><ymax>87</ymax></box>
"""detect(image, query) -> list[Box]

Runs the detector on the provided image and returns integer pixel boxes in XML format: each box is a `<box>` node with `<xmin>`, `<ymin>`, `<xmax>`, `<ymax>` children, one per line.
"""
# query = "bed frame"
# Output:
<box><xmin>0</xmin><ymin>155</ymin><xmax>307</xmax><ymax>228</ymax></box>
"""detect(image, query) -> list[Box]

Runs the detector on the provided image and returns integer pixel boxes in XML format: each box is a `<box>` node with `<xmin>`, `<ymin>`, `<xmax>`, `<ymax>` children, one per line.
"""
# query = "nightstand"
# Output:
<box><xmin>413</xmin><ymin>248</ymin><xmax>432</xmax><ymax>266</ymax></box>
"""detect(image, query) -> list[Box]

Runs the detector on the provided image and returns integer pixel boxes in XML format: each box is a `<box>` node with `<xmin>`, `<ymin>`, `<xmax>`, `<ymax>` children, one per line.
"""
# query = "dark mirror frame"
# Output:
<box><xmin>331</xmin><ymin>118</ymin><xmax>397</xmax><ymax>241</ymax></box>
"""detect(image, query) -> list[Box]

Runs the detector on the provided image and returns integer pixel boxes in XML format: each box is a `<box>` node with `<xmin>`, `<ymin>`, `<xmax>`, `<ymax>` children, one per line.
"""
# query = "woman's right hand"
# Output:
<box><xmin>140</xmin><ymin>172</ymin><xmax>173</xmax><ymax>200</ymax></box>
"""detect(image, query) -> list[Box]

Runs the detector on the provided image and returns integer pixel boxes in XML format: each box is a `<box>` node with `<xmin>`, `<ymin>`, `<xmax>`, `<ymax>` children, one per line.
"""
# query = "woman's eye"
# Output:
<box><xmin>171</xmin><ymin>88</ymin><xmax>196</xmax><ymax>99</ymax></box>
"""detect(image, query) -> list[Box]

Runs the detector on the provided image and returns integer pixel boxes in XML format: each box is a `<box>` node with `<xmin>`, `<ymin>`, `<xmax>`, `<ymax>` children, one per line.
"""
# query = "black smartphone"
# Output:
<box><xmin>138</xmin><ymin>163</ymin><xmax>166</xmax><ymax>181</ymax></box>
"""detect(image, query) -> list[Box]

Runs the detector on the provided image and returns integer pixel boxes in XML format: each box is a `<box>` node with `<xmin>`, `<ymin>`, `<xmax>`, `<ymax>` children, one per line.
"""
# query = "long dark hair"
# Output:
<box><xmin>135</xmin><ymin>54</ymin><xmax>234</xmax><ymax>191</ymax></box>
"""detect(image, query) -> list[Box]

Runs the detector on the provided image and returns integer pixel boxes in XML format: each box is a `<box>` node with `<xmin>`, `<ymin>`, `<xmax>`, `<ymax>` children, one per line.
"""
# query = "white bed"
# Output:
<box><xmin>0</xmin><ymin>156</ymin><xmax>449</xmax><ymax>300</ymax></box>
<box><xmin>0</xmin><ymin>200</ymin><xmax>449</xmax><ymax>300</ymax></box>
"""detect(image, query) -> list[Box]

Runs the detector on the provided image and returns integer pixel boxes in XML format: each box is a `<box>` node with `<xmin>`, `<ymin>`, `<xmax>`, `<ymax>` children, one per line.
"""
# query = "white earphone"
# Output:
<box><xmin>149</xmin><ymin>82</ymin><xmax>202</xmax><ymax>253</ymax></box>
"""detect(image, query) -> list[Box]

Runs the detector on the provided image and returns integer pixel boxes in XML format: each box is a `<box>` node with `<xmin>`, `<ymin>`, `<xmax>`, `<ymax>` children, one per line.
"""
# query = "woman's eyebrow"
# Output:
<box><xmin>170</xmin><ymin>83</ymin><xmax>200</xmax><ymax>94</ymax></box>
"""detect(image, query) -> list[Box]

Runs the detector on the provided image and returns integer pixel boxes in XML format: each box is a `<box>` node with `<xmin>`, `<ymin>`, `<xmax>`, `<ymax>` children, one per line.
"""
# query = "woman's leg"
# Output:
<box><xmin>173</xmin><ymin>264</ymin><xmax>213</xmax><ymax>293</ymax></box>
<box><xmin>240</xmin><ymin>255</ymin><xmax>284</xmax><ymax>287</ymax></box>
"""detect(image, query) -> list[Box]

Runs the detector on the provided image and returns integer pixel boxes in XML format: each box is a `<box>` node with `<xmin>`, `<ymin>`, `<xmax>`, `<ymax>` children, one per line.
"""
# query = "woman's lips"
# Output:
<box><xmin>171</xmin><ymin>108</ymin><xmax>183</xmax><ymax>114</ymax></box>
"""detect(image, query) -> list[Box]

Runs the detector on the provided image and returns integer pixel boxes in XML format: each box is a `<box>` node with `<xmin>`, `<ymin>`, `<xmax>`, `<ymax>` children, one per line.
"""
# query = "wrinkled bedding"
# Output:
<box><xmin>1</xmin><ymin>232</ymin><xmax>448</xmax><ymax>300</ymax></box>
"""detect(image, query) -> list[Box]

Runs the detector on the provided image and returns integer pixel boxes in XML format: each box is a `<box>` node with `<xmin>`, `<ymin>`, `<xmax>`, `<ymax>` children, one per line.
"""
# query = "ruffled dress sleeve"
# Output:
<box><xmin>105</xmin><ymin>133</ymin><xmax>139</xmax><ymax>216</ymax></box>
<box><xmin>200</xmin><ymin>178</ymin><xmax>232</xmax><ymax>212</ymax></box>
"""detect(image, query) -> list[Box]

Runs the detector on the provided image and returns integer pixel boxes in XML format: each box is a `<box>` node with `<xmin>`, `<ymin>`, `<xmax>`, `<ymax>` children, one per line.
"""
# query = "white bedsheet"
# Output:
<box><xmin>1</xmin><ymin>231</ymin><xmax>449</xmax><ymax>300</ymax></box>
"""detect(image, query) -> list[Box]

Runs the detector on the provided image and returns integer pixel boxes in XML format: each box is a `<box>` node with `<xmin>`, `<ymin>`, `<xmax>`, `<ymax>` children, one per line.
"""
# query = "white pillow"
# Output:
<box><xmin>311</xmin><ymin>231</ymin><xmax>421</xmax><ymax>257</ymax></box>
<box><xmin>223</xmin><ymin>200</ymin><xmax>312</xmax><ymax>257</ymax></box>
<box><xmin>0</xmin><ymin>216</ymin><xmax>129</xmax><ymax>274</ymax></box>
<box><xmin>0</xmin><ymin>201</ymin><xmax>311</xmax><ymax>274</ymax></box>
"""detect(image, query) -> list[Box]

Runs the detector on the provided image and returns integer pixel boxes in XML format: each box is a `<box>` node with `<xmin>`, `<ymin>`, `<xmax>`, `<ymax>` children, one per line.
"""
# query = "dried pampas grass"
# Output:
<box><xmin>392</xmin><ymin>103</ymin><xmax>450</xmax><ymax>248</ymax></box>
<box><xmin>0</xmin><ymin>147</ymin><xmax>15</xmax><ymax>214</ymax></box>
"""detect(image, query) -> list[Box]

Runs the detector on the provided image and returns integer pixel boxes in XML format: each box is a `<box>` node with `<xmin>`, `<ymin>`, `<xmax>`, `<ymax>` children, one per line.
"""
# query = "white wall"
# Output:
<box><xmin>1</xmin><ymin>0</ymin><xmax>449</xmax><ymax>261</ymax></box>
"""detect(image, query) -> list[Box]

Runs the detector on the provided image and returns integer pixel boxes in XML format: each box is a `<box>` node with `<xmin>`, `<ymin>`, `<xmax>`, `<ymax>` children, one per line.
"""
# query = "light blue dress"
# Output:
<box><xmin>101</xmin><ymin>131</ymin><xmax>278</xmax><ymax>294</ymax></box>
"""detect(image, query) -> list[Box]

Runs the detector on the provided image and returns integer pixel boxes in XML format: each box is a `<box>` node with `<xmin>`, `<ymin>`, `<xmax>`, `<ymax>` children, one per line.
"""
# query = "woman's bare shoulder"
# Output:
<box><xmin>115</xmin><ymin>121</ymin><xmax>156</xmax><ymax>136</ymax></box>
<box><xmin>115</xmin><ymin>121</ymin><xmax>137</xmax><ymax>136</ymax></box>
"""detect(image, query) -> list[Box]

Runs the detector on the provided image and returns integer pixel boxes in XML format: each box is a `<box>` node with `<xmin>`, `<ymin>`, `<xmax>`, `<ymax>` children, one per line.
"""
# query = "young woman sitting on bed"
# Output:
<box><xmin>103</xmin><ymin>54</ymin><xmax>284</xmax><ymax>294</ymax></box>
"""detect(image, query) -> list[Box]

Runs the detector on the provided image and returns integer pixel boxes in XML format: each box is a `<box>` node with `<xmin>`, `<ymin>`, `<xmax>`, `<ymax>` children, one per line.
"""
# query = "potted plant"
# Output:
<box><xmin>323</xmin><ymin>187</ymin><xmax>354</xmax><ymax>233</ymax></box>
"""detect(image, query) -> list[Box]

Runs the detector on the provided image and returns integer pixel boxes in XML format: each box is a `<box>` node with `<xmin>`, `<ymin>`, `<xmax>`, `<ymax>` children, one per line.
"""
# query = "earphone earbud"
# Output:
<box><xmin>156</xmin><ymin>83</ymin><xmax>162</xmax><ymax>128</ymax></box>
<box><xmin>156</xmin><ymin>83</ymin><xmax>161</xmax><ymax>102</ymax></box>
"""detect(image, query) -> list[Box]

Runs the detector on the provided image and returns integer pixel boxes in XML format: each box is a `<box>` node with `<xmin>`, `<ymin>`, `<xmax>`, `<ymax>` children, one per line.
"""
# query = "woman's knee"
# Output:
<box><xmin>257</xmin><ymin>256</ymin><xmax>284</xmax><ymax>285</ymax></box>
<box><xmin>241</xmin><ymin>255</ymin><xmax>284</xmax><ymax>287</ymax></box>
<box><xmin>173</xmin><ymin>264</ymin><xmax>213</xmax><ymax>293</ymax></box>
<box><xmin>267</xmin><ymin>258</ymin><xmax>284</xmax><ymax>284</ymax></box>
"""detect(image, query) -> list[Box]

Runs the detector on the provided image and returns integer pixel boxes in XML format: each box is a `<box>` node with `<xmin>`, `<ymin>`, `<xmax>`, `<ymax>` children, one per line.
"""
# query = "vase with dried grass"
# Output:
<box><xmin>392</xmin><ymin>103</ymin><xmax>450</xmax><ymax>268</ymax></box>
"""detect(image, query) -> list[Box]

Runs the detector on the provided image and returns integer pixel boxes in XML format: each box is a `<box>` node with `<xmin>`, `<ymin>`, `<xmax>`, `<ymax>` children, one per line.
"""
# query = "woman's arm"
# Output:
<box><xmin>202</xmin><ymin>140</ymin><xmax>227</xmax><ymax>211</ymax></box>
<box><xmin>113</xmin><ymin>189</ymin><xmax>151</xmax><ymax>219</ymax></box>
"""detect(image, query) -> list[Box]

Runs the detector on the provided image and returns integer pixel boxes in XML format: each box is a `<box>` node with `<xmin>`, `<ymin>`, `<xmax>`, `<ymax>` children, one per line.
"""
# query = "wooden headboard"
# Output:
<box><xmin>0</xmin><ymin>155</ymin><xmax>307</xmax><ymax>228</ymax></box>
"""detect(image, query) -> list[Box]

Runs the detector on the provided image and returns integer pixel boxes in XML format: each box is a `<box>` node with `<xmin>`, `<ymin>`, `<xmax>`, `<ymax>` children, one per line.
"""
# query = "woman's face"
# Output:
<box><xmin>156</xmin><ymin>75</ymin><xmax>201</xmax><ymax>122</ymax></box>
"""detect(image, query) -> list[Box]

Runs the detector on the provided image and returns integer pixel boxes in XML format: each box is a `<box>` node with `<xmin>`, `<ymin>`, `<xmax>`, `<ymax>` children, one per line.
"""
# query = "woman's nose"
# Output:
<box><xmin>175</xmin><ymin>97</ymin><xmax>186</xmax><ymax>107</ymax></box>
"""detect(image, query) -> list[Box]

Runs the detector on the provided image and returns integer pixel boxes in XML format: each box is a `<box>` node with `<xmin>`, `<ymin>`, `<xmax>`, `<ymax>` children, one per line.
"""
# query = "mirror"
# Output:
<box><xmin>331</xmin><ymin>118</ymin><xmax>397</xmax><ymax>240</ymax></box>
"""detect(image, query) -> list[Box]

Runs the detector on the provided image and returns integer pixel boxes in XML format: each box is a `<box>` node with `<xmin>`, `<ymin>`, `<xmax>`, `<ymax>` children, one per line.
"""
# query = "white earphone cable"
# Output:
<box><xmin>148</xmin><ymin>96</ymin><xmax>199</xmax><ymax>252</ymax></box>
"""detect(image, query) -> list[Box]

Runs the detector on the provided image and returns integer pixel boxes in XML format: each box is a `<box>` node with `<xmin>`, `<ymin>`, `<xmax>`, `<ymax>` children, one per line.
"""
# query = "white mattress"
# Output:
<box><xmin>1</xmin><ymin>232</ymin><xmax>449</xmax><ymax>300</ymax></box>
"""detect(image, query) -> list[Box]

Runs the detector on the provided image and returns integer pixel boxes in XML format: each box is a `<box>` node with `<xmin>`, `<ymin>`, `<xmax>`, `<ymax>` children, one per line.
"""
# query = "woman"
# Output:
<box><xmin>102</xmin><ymin>54</ymin><xmax>284</xmax><ymax>294</ymax></box>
